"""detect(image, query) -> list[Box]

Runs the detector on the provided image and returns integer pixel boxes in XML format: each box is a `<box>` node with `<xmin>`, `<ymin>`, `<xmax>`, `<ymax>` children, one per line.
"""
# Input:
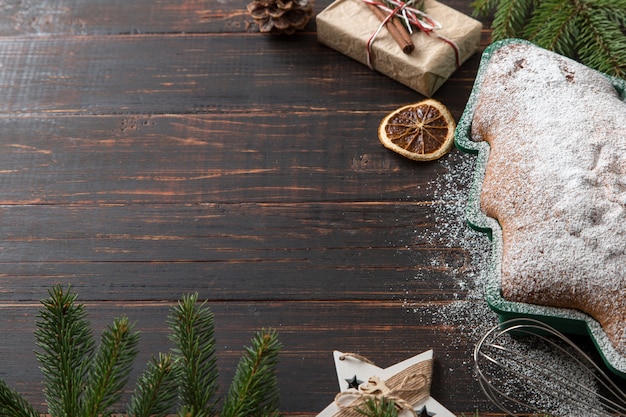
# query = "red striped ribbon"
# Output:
<box><xmin>362</xmin><ymin>0</ymin><xmax>461</xmax><ymax>70</ymax></box>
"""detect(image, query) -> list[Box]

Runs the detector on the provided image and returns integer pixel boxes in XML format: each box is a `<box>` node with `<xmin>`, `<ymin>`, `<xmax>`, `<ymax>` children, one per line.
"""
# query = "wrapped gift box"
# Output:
<box><xmin>316</xmin><ymin>0</ymin><xmax>482</xmax><ymax>96</ymax></box>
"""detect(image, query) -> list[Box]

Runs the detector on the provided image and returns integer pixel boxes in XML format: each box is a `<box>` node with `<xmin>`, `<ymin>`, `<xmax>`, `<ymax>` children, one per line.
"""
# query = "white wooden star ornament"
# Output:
<box><xmin>316</xmin><ymin>350</ymin><xmax>455</xmax><ymax>417</ymax></box>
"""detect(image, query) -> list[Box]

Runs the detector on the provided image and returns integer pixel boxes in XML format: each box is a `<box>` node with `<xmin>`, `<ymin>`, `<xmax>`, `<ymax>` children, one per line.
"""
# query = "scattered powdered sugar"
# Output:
<box><xmin>476</xmin><ymin>327</ymin><xmax>620</xmax><ymax>417</ymax></box>
<box><xmin>409</xmin><ymin>149</ymin><xmax>493</xmax><ymax>331</ymax></box>
<box><xmin>406</xmin><ymin>149</ymin><xmax>501</xmax><ymax>349</ymax></box>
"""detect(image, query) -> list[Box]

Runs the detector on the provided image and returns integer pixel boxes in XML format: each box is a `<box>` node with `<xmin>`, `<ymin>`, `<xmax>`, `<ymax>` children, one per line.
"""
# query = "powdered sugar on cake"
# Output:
<box><xmin>471</xmin><ymin>43</ymin><xmax>626</xmax><ymax>352</ymax></box>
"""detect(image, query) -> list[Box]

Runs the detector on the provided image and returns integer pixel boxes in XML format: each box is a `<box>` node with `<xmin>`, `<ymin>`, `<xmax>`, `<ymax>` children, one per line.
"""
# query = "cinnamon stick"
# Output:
<box><xmin>366</xmin><ymin>3</ymin><xmax>414</xmax><ymax>54</ymax></box>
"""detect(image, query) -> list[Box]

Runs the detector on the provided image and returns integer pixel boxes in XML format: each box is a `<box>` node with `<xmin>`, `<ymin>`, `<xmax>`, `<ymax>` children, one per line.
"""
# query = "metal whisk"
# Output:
<box><xmin>474</xmin><ymin>318</ymin><xmax>626</xmax><ymax>416</ymax></box>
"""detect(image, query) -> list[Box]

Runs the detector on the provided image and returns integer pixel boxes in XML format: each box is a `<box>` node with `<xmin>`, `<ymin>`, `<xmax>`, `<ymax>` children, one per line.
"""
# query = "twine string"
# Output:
<box><xmin>339</xmin><ymin>352</ymin><xmax>376</xmax><ymax>365</ymax></box>
<box><xmin>332</xmin><ymin>353</ymin><xmax>433</xmax><ymax>417</ymax></box>
<box><xmin>361</xmin><ymin>0</ymin><xmax>461</xmax><ymax>69</ymax></box>
<box><xmin>335</xmin><ymin>390</ymin><xmax>418</xmax><ymax>417</ymax></box>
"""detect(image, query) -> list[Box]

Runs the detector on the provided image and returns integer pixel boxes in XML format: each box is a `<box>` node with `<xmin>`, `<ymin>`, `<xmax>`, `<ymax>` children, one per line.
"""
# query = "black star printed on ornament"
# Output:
<box><xmin>345</xmin><ymin>375</ymin><xmax>362</xmax><ymax>390</ymax></box>
<box><xmin>418</xmin><ymin>406</ymin><xmax>435</xmax><ymax>417</ymax></box>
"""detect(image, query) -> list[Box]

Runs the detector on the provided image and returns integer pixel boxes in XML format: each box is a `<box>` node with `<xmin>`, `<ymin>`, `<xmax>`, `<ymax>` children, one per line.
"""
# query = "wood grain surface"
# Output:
<box><xmin>0</xmin><ymin>0</ymin><xmax>509</xmax><ymax>415</ymax></box>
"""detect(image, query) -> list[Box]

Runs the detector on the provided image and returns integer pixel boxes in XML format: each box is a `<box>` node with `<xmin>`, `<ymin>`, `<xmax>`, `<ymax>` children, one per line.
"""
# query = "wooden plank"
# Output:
<box><xmin>0</xmin><ymin>299</ymin><xmax>497</xmax><ymax>414</ymax></box>
<box><xmin>0</xmin><ymin>114</ymin><xmax>468</xmax><ymax>204</ymax></box>
<box><xmin>0</xmin><ymin>34</ymin><xmax>483</xmax><ymax>115</ymax></box>
<box><xmin>0</xmin><ymin>0</ymin><xmax>257</xmax><ymax>35</ymax></box>
<box><xmin>0</xmin><ymin>0</ymin><xmax>482</xmax><ymax>36</ymax></box>
<box><xmin>0</xmin><ymin>201</ymin><xmax>477</xmax><ymax>302</ymax></box>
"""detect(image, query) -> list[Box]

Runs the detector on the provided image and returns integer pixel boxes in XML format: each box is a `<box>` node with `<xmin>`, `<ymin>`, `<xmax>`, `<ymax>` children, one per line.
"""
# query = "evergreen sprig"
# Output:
<box><xmin>34</xmin><ymin>285</ymin><xmax>96</xmax><ymax>417</ymax></box>
<box><xmin>168</xmin><ymin>292</ymin><xmax>219</xmax><ymax>417</ymax></box>
<box><xmin>83</xmin><ymin>316</ymin><xmax>140</xmax><ymax>417</ymax></box>
<box><xmin>0</xmin><ymin>380</ymin><xmax>39</xmax><ymax>417</ymax></box>
<box><xmin>472</xmin><ymin>0</ymin><xmax>626</xmax><ymax>78</ymax></box>
<box><xmin>127</xmin><ymin>353</ymin><xmax>178</xmax><ymax>417</ymax></box>
<box><xmin>221</xmin><ymin>329</ymin><xmax>282</xmax><ymax>417</ymax></box>
<box><xmin>0</xmin><ymin>285</ymin><xmax>282</xmax><ymax>417</ymax></box>
<box><xmin>354</xmin><ymin>397</ymin><xmax>399</xmax><ymax>417</ymax></box>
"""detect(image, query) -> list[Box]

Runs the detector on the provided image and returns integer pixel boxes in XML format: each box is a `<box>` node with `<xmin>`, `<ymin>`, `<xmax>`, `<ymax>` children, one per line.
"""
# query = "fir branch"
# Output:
<box><xmin>522</xmin><ymin>0</ymin><xmax>579</xmax><ymax>57</ymax></box>
<box><xmin>168</xmin><ymin>293</ymin><xmax>219</xmax><ymax>417</ymax></box>
<box><xmin>491</xmin><ymin>0</ymin><xmax>538</xmax><ymax>40</ymax></box>
<box><xmin>576</xmin><ymin>3</ymin><xmax>626</xmax><ymax>78</ymax></box>
<box><xmin>473</xmin><ymin>0</ymin><xmax>626</xmax><ymax>78</ymax></box>
<box><xmin>355</xmin><ymin>396</ymin><xmax>399</xmax><ymax>417</ymax></box>
<box><xmin>470</xmin><ymin>0</ymin><xmax>499</xmax><ymax>18</ymax></box>
<box><xmin>221</xmin><ymin>329</ymin><xmax>282</xmax><ymax>417</ymax></box>
<box><xmin>0</xmin><ymin>380</ymin><xmax>39</xmax><ymax>417</ymax></box>
<box><xmin>82</xmin><ymin>316</ymin><xmax>140</xmax><ymax>417</ymax></box>
<box><xmin>34</xmin><ymin>285</ymin><xmax>95</xmax><ymax>417</ymax></box>
<box><xmin>127</xmin><ymin>353</ymin><xmax>178</xmax><ymax>417</ymax></box>
<box><xmin>602</xmin><ymin>0</ymin><xmax>626</xmax><ymax>31</ymax></box>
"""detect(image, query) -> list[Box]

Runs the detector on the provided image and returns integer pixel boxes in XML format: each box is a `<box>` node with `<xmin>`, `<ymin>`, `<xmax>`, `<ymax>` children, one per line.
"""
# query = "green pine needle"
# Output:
<box><xmin>34</xmin><ymin>285</ymin><xmax>96</xmax><ymax>417</ymax></box>
<box><xmin>576</xmin><ymin>4</ymin><xmax>626</xmax><ymax>78</ymax></box>
<box><xmin>491</xmin><ymin>0</ymin><xmax>539</xmax><ymax>41</ymax></box>
<box><xmin>473</xmin><ymin>0</ymin><xmax>626</xmax><ymax>78</ymax></box>
<box><xmin>82</xmin><ymin>316</ymin><xmax>140</xmax><ymax>417</ymax></box>
<box><xmin>470</xmin><ymin>0</ymin><xmax>499</xmax><ymax>17</ymax></box>
<box><xmin>221</xmin><ymin>328</ymin><xmax>282</xmax><ymax>417</ymax></box>
<box><xmin>522</xmin><ymin>0</ymin><xmax>579</xmax><ymax>57</ymax></box>
<box><xmin>355</xmin><ymin>396</ymin><xmax>399</xmax><ymax>417</ymax></box>
<box><xmin>0</xmin><ymin>379</ymin><xmax>39</xmax><ymax>417</ymax></box>
<box><xmin>168</xmin><ymin>292</ymin><xmax>219</xmax><ymax>417</ymax></box>
<box><xmin>128</xmin><ymin>353</ymin><xmax>179</xmax><ymax>417</ymax></box>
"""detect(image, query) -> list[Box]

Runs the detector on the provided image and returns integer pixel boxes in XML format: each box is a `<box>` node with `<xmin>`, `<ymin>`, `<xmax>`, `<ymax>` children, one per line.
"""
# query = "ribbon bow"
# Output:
<box><xmin>361</xmin><ymin>0</ymin><xmax>461</xmax><ymax>69</ymax></box>
<box><xmin>331</xmin><ymin>354</ymin><xmax>433</xmax><ymax>417</ymax></box>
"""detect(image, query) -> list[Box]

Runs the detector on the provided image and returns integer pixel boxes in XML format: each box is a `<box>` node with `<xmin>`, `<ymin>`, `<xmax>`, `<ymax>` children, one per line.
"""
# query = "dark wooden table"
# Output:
<box><xmin>0</xmin><ymin>1</ymin><xmax>501</xmax><ymax>415</ymax></box>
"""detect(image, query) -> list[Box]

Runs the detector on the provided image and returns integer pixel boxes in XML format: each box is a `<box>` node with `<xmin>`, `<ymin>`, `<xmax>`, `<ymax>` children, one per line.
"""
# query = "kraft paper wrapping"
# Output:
<box><xmin>316</xmin><ymin>0</ymin><xmax>482</xmax><ymax>96</ymax></box>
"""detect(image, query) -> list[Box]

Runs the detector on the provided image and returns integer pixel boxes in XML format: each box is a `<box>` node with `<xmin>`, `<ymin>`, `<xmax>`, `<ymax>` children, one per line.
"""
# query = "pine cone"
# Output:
<box><xmin>247</xmin><ymin>0</ymin><xmax>314</xmax><ymax>35</ymax></box>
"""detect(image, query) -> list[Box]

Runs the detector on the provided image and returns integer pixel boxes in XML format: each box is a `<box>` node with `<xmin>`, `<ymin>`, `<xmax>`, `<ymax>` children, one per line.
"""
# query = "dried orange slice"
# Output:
<box><xmin>378</xmin><ymin>99</ymin><xmax>456</xmax><ymax>161</ymax></box>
